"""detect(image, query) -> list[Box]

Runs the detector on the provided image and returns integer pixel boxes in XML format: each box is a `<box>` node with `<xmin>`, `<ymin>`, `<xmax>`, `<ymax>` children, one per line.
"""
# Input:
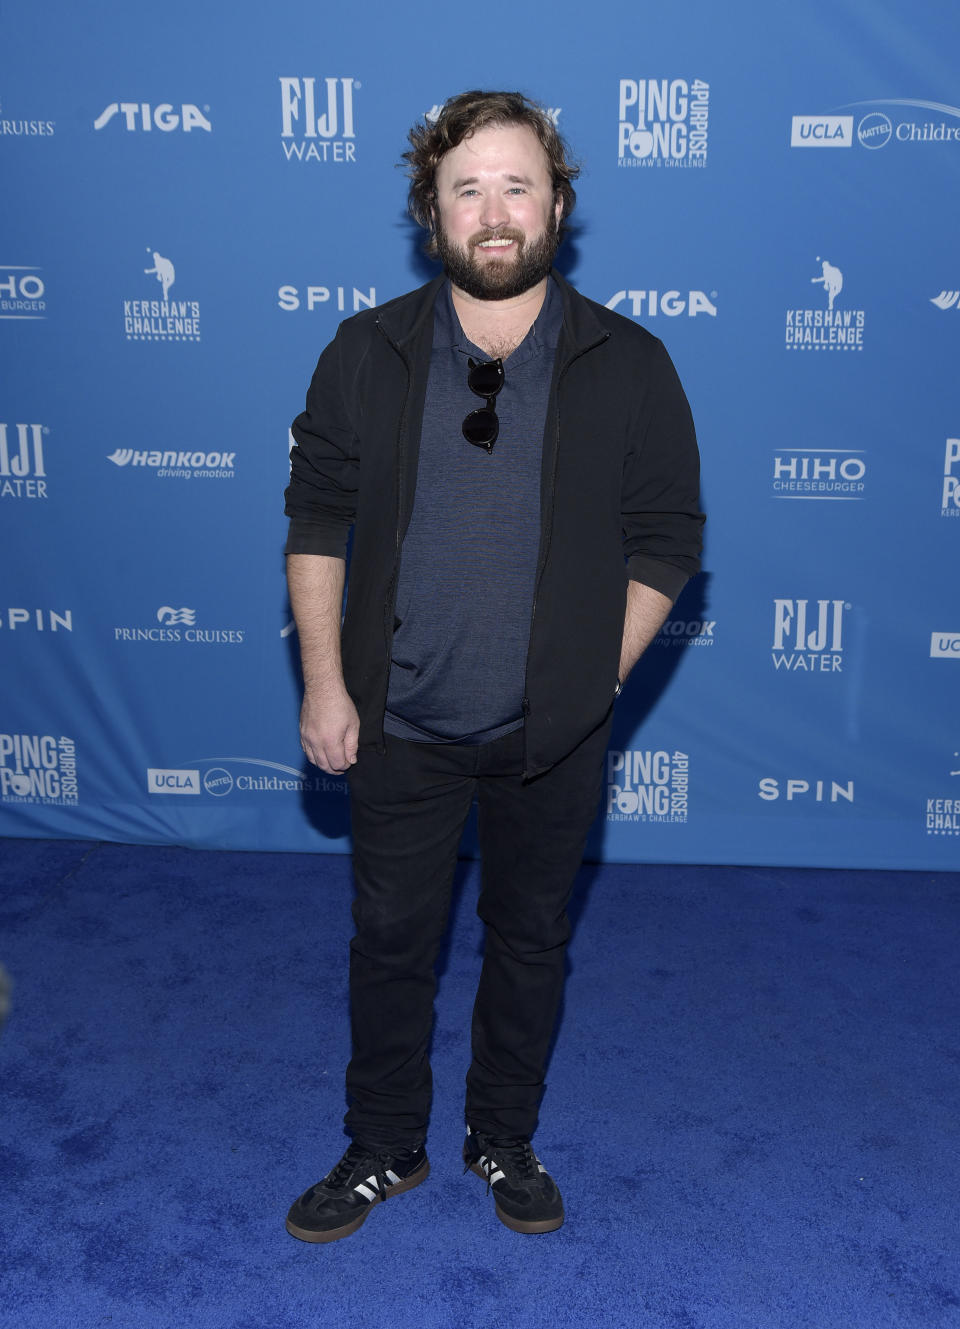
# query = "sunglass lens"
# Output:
<box><xmin>462</xmin><ymin>408</ymin><xmax>499</xmax><ymax>448</ymax></box>
<box><xmin>467</xmin><ymin>360</ymin><xmax>503</xmax><ymax>396</ymax></box>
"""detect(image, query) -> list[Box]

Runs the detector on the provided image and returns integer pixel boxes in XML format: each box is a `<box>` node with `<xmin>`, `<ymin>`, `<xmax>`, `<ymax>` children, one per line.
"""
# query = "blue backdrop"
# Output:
<box><xmin>2</xmin><ymin>0</ymin><xmax>958</xmax><ymax>868</ymax></box>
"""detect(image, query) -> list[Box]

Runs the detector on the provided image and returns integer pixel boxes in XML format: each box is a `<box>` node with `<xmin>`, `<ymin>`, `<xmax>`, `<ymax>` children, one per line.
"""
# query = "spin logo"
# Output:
<box><xmin>772</xmin><ymin>599</ymin><xmax>850</xmax><ymax>673</ymax></box>
<box><xmin>279</xmin><ymin>76</ymin><xmax>358</xmax><ymax>163</ymax></box>
<box><xmin>942</xmin><ymin>438</ymin><xmax>960</xmax><ymax>517</ymax></box>
<box><xmin>606</xmin><ymin>750</ymin><xmax>689</xmax><ymax>823</ymax></box>
<box><xmin>0</xmin><ymin>423</ymin><xmax>48</xmax><ymax>500</ymax></box>
<box><xmin>0</xmin><ymin>733</ymin><xmax>78</xmax><ymax>805</ymax></box>
<box><xmin>617</xmin><ymin>78</ymin><xmax>709</xmax><ymax>168</ymax></box>
<box><xmin>277</xmin><ymin>284</ymin><xmax>376</xmax><ymax>313</ymax></box>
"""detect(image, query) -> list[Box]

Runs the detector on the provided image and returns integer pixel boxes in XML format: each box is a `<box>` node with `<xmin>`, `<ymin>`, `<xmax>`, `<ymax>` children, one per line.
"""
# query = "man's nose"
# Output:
<box><xmin>479</xmin><ymin>196</ymin><xmax>509</xmax><ymax>230</ymax></box>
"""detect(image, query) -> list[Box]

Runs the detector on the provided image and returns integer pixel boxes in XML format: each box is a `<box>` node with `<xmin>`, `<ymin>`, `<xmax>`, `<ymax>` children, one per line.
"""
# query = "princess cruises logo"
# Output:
<box><xmin>123</xmin><ymin>249</ymin><xmax>201</xmax><ymax>342</ymax></box>
<box><xmin>785</xmin><ymin>257</ymin><xmax>865</xmax><ymax>351</ymax></box>
<box><xmin>617</xmin><ymin>78</ymin><xmax>709</xmax><ymax>167</ymax></box>
<box><xmin>114</xmin><ymin>605</ymin><xmax>244</xmax><ymax>645</ymax></box>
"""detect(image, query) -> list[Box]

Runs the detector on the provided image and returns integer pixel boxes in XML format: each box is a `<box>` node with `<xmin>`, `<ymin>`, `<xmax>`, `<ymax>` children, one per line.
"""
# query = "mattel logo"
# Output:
<box><xmin>791</xmin><ymin>115</ymin><xmax>853</xmax><ymax>147</ymax></box>
<box><xmin>930</xmin><ymin>633</ymin><xmax>960</xmax><ymax>659</ymax></box>
<box><xmin>147</xmin><ymin>768</ymin><xmax>200</xmax><ymax>794</ymax></box>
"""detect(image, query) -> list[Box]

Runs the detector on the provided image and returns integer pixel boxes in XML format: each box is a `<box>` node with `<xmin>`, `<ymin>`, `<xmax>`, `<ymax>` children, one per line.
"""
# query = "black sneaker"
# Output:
<box><xmin>285</xmin><ymin>1141</ymin><xmax>429</xmax><ymax>1243</ymax></box>
<box><xmin>463</xmin><ymin>1127</ymin><xmax>564</xmax><ymax>1234</ymax></box>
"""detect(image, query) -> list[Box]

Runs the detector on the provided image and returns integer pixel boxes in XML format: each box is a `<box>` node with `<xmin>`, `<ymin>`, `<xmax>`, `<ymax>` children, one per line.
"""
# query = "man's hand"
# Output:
<box><xmin>300</xmin><ymin>684</ymin><xmax>360</xmax><ymax>775</ymax></box>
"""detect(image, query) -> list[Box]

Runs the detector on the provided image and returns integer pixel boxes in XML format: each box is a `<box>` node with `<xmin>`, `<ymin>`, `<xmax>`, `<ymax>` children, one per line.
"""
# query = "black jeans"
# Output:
<box><xmin>343</xmin><ymin>714</ymin><xmax>612</xmax><ymax>1149</ymax></box>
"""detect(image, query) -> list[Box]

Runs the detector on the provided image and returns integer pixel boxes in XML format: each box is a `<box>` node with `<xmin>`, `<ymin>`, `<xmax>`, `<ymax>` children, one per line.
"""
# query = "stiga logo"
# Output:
<box><xmin>277</xmin><ymin>284</ymin><xmax>376</xmax><ymax>313</ymax></box>
<box><xmin>0</xmin><ymin>733</ymin><xmax>78</xmax><ymax>805</ymax></box>
<box><xmin>124</xmin><ymin>249</ymin><xmax>201</xmax><ymax>342</ymax></box>
<box><xmin>147</xmin><ymin>755</ymin><xmax>347</xmax><ymax>797</ymax></box>
<box><xmin>654</xmin><ymin>618</ymin><xmax>715</xmax><ymax>648</ymax></box>
<box><xmin>772</xmin><ymin>448</ymin><xmax>866</xmax><ymax>500</ymax></box>
<box><xmin>617</xmin><ymin>78</ymin><xmax>709</xmax><ymax>168</ymax></box>
<box><xmin>107</xmin><ymin>447</ymin><xmax>235</xmax><ymax>480</ymax></box>
<box><xmin>114</xmin><ymin>606</ymin><xmax>244</xmax><ymax>645</ymax></box>
<box><xmin>606</xmin><ymin>750</ymin><xmax>689</xmax><ymax>823</ymax></box>
<box><xmin>942</xmin><ymin>438</ymin><xmax>960</xmax><ymax>517</ymax></box>
<box><xmin>280</xmin><ymin>77</ymin><xmax>358</xmax><ymax>163</ymax></box>
<box><xmin>605</xmin><ymin>289</ymin><xmax>717</xmax><ymax>319</ymax></box>
<box><xmin>930</xmin><ymin>632</ymin><xmax>960</xmax><ymax>659</ymax></box>
<box><xmin>0</xmin><ymin>424</ymin><xmax>48</xmax><ymax>500</ymax></box>
<box><xmin>790</xmin><ymin>115</ymin><xmax>853</xmax><ymax>147</ymax></box>
<box><xmin>93</xmin><ymin>102</ymin><xmax>211</xmax><ymax>133</ymax></box>
<box><xmin>786</xmin><ymin>257</ymin><xmax>865</xmax><ymax>351</ymax></box>
<box><xmin>0</xmin><ymin>265</ymin><xmax>45</xmax><ymax>319</ymax></box>
<box><xmin>772</xmin><ymin>599</ymin><xmax>849</xmax><ymax>673</ymax></box>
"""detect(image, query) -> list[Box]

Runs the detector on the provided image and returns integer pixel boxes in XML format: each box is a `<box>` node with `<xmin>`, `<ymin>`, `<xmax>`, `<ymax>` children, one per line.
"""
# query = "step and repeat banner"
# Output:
<box><xmin>2</xmin><ymin>1</ymin><xmax>957</xmax><ymax>867</ymax></box>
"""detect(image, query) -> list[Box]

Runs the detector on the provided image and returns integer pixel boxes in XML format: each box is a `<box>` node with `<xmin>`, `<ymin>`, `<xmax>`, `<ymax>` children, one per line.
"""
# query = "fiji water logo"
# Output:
<box><xmin>617</xmin><ymin>78</ymin><xmax>709</xmax><ymax>168</ymax></box>
<box><xmin>772</xmin><ymin>599</ymin><xmax>850</xmax><ymax>673</ymax></box>
<box><xmin>279</xmin><ymin>77</ymin><xmax>358</xmax><ymax>163</ymax></box>
<box><xmin>0</xmin><ymin>423</ymin><xmax>48</xmax><ymax>500</ymax></box>
<box><xmin>94</xmin><ymin>102</ymin><xmax>211</xmax><ymax>133</ymax></box>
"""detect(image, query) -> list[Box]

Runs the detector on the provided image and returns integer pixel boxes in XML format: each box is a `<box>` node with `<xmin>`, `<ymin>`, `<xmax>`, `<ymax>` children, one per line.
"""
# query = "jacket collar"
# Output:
<box><xmin>375</xmin><ymin>268</ymin><xmax>608</xmax><ymax>357</ymax></box>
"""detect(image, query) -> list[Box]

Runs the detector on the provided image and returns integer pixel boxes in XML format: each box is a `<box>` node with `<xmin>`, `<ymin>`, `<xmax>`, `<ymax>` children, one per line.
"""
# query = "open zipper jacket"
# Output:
<box><xmin>285</xmin><ymin>270</ymin><xmax>704</xmax><ymax>777</ymax></box>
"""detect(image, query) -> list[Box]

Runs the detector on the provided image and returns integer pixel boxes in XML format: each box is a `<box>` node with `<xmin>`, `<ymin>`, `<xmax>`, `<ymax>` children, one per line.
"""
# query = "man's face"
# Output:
<box><xmin>432</xmin><ymin>122</ymin><xmax>563</xmax><ymax>300</ymax></box>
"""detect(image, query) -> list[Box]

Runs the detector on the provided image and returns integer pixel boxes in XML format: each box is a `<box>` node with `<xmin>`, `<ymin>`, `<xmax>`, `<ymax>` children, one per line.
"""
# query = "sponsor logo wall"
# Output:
<box><xmin>1</xmin><ymin>2</ymin><xmax>957</xmax><ymax>869</ymax></box>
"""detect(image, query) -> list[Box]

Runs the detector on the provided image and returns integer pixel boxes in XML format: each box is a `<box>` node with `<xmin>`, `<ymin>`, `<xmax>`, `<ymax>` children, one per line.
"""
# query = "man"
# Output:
<box><xmin>283</xmin><ymin>91</ymin><xmax>703</xmax><ymax>1243</ymax></box>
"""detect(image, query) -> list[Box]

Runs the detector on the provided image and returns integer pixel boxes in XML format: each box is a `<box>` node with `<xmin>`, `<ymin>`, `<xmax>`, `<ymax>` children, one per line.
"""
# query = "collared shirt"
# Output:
<box><xmin>384</xmin><ymin>276</ymin><xmax>562</xmax><ymax>744</ymax></box>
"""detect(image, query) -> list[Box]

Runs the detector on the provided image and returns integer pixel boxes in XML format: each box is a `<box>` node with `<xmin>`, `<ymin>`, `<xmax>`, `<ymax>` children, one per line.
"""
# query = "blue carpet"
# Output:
<box><xmin>1</xmin><ymin>839</ymin><xmax>958</xmax><ymax>1328</ymax></box>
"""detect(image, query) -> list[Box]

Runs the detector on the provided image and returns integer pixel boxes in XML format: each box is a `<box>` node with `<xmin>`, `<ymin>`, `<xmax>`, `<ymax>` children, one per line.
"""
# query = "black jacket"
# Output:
<box><xmin>285</xmin><ymin>270</ymin><xmax>703</xmax><ymax>777</ymax></box>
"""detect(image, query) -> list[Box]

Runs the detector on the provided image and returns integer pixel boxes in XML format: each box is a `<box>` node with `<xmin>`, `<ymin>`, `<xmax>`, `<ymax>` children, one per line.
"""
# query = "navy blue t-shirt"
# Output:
<box><xmin>384</xmin><ymin>277</ymin><xmax>562</xmax><ymax>744</ymax></box>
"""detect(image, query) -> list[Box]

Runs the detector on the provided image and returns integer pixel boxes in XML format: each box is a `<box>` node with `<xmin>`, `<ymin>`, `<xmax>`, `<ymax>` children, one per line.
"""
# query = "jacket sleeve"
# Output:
<box><xmin>622</xmin><ymin>337</ymin><xmax>704</xmax><ymax>602</ymax></box>
<box><xmin>283</xmin><ymin>328</ymin><xmax>361</xmax><ymax>557</ymax></box>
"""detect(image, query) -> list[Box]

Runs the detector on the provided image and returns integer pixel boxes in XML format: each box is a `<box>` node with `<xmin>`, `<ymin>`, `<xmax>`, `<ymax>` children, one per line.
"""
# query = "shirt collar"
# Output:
<box><xmin>434</xmin><ymin>275</ymin><xmax>563</xmax><ymax>367</ymax></box>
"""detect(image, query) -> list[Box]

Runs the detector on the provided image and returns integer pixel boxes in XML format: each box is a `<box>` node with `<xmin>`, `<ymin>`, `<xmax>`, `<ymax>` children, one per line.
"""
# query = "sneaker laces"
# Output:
<box><xmin>466</xmin><ymin>1134</ymin><xmax>540</xmax><ymax>1192</ymax></box>
<box><xmin>325</xmin><ymin>1143</ymin><xmax>407</xmax><ymax>1200</ymax></box>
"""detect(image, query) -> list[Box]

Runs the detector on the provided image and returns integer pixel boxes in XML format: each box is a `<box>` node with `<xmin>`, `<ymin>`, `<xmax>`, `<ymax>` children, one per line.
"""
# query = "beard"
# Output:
<box><xmin>435</xmin><ymin>213</ymin><xmax>559</xmax><ymax>300</ymax></box>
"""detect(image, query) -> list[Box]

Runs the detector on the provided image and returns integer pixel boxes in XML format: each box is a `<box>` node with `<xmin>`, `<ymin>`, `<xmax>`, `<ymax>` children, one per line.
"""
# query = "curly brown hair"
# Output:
<box><xmin>403</xmin><ymin>91</ymin><xmax>580</xmax><ymax>256</ymax></box>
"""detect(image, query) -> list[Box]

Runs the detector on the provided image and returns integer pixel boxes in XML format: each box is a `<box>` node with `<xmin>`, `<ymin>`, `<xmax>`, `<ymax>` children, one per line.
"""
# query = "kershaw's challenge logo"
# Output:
<box><xmin>606</xmin><ymin>750</ymin><xmax>689</xmax><ymax>822</ymax></box>
<box><xmin>280</xmin><ymin>77</ymin><xmax>358</xmax><ymax>162</ymax></box>
<box><xmin>786</xmin><ymin>257</ymin><xmax>865</xmax><ymax>351</ymax></box>
<box><xmin>926</xmin><ymin>752</ymin><xmax>959</xmax><ymax>836</ymax></box>
<box><xmin>617</xmin><ymin>78</ymin><xmax>709</xmax><ymax>167</ymax></box>
<box><xmin>124</xmin><ymin>249</ymin><xmax>201</xmax><ymax>342</ymax></box>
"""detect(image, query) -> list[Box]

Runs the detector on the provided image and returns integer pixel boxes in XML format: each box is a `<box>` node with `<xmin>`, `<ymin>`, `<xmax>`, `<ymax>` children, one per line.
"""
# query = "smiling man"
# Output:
<box><xmin>283</xmin><ymin>90</ymin><xmax>703</xmax><ymax>1243</ymax></box>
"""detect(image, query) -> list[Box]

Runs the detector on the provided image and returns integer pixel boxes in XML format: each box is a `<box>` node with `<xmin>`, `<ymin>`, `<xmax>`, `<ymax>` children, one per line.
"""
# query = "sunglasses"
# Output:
<box><xmin>462</xmin><ymin>357</ymin><xmax>505</xmax><ymax>454</ymax></box>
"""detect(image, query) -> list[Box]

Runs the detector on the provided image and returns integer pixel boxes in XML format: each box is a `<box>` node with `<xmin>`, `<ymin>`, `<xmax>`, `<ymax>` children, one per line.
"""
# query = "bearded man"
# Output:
<box><xmin>283</xmin><ymin>90</ymin><xmax>703</xmax><ymax>1242</ymax></box>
